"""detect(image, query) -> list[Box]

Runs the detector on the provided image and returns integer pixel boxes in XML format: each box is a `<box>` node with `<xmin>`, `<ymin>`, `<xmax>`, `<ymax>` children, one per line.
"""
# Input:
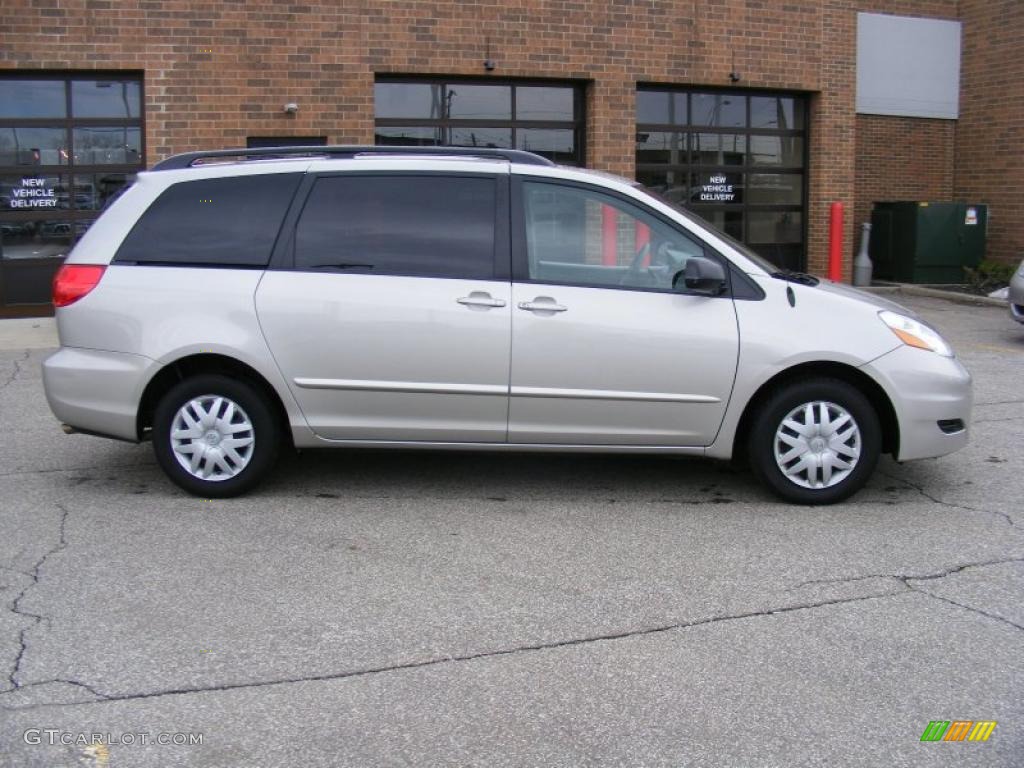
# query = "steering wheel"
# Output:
<box><xmin>651</xmin><ymin>241</ymin><xmax>677</xmax><ymax>268</ymax></box>
<box><xmin>619</xmin><ymin>241</ymin><xmax>652</xmax><ymax>285</ymax></box>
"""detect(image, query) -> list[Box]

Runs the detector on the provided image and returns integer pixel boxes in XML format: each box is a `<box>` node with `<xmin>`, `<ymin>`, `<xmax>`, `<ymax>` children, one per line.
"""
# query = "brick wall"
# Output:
<box><xmin>956</xmin><ymin>0</ymin><xmax>1023</xmax><ymax>265</ymax></box>
<box><xmin>806</xmin><ymin>1</ymin><xmax>856</xmax><ymax>279</ymax></box>
<box><xmin>1</xmin><ymin>0</ymin><xmax>996</xmax><ymax>275</ymax></box>
<box><xmin>854</xmin><ymin>115</ymin><xmax>955</xmax><ymax>253</ymax></box>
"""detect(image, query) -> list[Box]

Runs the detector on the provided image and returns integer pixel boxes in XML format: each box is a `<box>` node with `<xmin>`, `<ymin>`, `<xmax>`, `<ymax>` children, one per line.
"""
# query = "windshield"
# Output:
<box><xmin>632</xmin><ymin>184</ymin><xmax>781</xmax><ymax>275</ymax></box>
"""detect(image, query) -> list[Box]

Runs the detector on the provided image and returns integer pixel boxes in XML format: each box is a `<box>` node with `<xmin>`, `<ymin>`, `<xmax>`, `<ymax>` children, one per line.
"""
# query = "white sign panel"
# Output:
<box><xmin>856</xmin><ymin>13</ymin><xmax>961</xmax><ymax>120</ymax></box>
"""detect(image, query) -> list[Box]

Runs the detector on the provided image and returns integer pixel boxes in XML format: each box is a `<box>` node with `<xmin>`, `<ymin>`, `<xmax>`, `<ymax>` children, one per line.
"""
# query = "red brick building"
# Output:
<box><xmin>0</xmin><ymin>0</ymin><xmax>1020</xmax><ymax>316</ymax></box>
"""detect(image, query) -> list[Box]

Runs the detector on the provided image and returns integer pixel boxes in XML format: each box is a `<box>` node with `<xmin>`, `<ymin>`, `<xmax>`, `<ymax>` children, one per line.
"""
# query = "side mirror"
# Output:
<box><xmin>673</xmin><ymin>256</ymin><xmax>728</xmax><ymax>297</ymax></box>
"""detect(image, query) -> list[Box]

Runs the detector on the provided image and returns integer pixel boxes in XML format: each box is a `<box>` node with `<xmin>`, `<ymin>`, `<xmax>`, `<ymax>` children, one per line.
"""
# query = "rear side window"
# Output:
<box><xmin>114</xmin><ymin>174</ymin><xmax>302</xmax><ymax>267</ymax></box>
<box><xmin>294</xmin><ymin>175</ymin><xmax>496</xmax><ymax>279</ymax></box>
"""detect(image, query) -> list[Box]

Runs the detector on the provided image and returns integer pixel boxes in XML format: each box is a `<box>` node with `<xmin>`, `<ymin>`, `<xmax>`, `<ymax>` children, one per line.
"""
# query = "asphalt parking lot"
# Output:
<box><xmin>0</xmin><ymin>293</ymin><xmax>1021</xmax><ymax>767</ymax></box>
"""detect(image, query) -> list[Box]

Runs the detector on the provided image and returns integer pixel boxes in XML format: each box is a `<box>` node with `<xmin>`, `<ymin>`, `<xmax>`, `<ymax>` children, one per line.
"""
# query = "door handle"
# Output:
<box><xmin>457</xmin><ymin>291</ymin><xmax>506</xmax><ymax>309</ymax></box>
<box><xmin>518</xmin><ymin>297</ymin><xmax>567</xmax><ymax>313</ymax></box>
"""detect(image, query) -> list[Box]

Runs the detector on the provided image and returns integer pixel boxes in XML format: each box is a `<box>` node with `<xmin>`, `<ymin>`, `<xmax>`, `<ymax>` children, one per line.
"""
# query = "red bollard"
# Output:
<box><xmin>602</xmin><ymin>205</ymin><xmax>617</xmax><ymax>266</ymax></box>
<box><xmin>828</xmin><ymin>202</ymin><xmax>843</xmax><ymax>282</ymax></box>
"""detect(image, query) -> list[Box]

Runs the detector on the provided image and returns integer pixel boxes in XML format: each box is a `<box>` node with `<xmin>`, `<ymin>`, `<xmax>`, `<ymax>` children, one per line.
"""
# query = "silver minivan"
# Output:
<box><xmin>43</xmin><ymin>146</ymin><xmax>972</xmax><ymax>503</ymax></box>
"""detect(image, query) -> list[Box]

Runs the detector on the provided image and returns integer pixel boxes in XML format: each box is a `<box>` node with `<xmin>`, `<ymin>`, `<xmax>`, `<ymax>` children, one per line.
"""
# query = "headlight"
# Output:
<box><xmin>879</xmin><ymin>311</ymin><xmax>954</xmax><ymax>357</ymax></box>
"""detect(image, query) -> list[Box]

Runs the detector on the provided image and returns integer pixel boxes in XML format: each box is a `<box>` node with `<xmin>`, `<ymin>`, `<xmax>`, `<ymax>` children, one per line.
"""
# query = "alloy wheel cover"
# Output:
<box><xmin>170</xmin><ymin>394</ymin><xmax>256</xmax><ymax>482</ymax></box>
<box><xmin>773</xmin><ymin>400</ymin><xmax>861</xmax><ymax>490</ymax></box>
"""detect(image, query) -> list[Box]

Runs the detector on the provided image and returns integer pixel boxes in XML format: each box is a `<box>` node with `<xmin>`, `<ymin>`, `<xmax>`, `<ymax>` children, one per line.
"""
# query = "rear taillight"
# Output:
<box><xmin>52</xmin><ymin>264</ymin><xmax>106</xmax><ymax>308</ymax></box>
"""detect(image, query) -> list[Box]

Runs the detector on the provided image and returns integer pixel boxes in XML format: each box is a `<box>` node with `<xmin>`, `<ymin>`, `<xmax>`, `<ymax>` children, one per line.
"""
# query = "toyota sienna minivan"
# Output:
<box><xmin>43</xmin><ymin>146</ymin><xmax>972</xmax><ymax>503</ymax></box>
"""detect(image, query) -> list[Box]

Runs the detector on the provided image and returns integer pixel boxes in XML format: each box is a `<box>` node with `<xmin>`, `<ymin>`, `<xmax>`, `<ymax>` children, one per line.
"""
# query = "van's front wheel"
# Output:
<box><xmin>748</xmin><ymin>378</ymin><xmax>880</xmax><ymax>504</ymax></box>
<box><xmin>152</xmin><ymin>374</ymin><xmax>280</xmax><ymax>497</ymax></box>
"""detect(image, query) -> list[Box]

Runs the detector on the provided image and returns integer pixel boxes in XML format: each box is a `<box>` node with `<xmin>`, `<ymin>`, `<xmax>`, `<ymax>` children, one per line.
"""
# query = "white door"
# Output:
<box><xmin>509</xmin><ymin>180</ymin><xmax>740</xmax><ymax>445</ymax></box>
<box><xmin>256</xmin><ymin>173</ymin><xmax>511</xmax><ymax>442</ymax></box>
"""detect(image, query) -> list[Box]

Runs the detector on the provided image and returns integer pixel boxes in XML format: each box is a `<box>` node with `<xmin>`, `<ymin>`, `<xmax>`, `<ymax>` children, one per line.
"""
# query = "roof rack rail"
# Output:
<box><xmin>151</xmin><ymin>145</ymin><xmax>555</xmax><ymax>171</ymax></box>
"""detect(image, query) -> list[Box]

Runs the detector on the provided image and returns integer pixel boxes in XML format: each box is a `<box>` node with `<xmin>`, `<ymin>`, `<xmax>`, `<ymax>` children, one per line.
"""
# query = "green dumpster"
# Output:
<box><xmin>869</xmin><ymin>201</ymin><xmax>987</xmax><ymax>284</ymax></box>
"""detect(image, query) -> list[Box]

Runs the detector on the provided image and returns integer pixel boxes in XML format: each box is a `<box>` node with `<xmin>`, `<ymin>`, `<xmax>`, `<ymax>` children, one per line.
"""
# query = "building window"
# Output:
<box><xmin>374</xmin><ymin>78</ymin><xmax>584</xmax><ymax>166</ymax></box>
<box><xmin>636</xmin><ymin>87</ymin><xmax>807</xmax><ymax>271</ymax></box>
<box><xmin>0</xmin><ymin>73</ymin><xmax>144</xmax><ymax>314</ymax></box>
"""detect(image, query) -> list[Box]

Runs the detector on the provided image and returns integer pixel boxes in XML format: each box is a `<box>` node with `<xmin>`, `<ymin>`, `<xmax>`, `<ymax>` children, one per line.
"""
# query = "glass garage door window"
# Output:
<box><xmin>0</xmin><ymin>73</ymin><xmax>144</xmax><ymax>315</ymax></box>
<box><xmin>374</xmin><ymin>78</ymin><xmax>585</xmax><ymax>166</ymax></box>
<box><xmin>636</xmin><ymin>88</ymin><xmax>807</xmax><ymax>271</ymax></box>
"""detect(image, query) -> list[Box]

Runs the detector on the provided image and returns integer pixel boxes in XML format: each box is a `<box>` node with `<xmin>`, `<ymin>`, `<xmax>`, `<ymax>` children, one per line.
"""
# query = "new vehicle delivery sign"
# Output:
<box><xmin>698</xmin><ymin>174</ymin><xmax>737</xmax><ymax>203</ymax></box>
<box><xmin>8</xmin><ymin>177</ymin><xmax>58</xmax><ymax>209</ymax></box>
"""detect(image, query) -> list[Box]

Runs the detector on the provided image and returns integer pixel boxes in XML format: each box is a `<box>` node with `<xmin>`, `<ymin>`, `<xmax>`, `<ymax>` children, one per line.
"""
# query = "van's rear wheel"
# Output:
<box><xmin>152</xmin><ymin>374</ymin><xmax>279</xmax><ymax>497</ymax></box>
<box><xmin>748</xmin><ymin>378</ymin><xmax>880</xmax><ymax>504</ymax></box>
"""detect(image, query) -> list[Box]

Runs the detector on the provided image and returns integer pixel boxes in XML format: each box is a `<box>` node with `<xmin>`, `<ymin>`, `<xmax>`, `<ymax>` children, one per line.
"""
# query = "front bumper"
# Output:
<box><xmin>42</xmin><ymin>347</ymin><xmax>158</xmax><ymax>442</ymax></box>
<box><xmin>862</xmin><ymin>345</ymin><xmax>973</xmax><ymax>461</ymax></box>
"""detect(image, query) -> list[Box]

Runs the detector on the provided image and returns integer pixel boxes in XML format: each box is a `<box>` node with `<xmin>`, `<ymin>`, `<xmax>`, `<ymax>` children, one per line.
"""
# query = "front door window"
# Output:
<box><xmin>521</xmin><ymin>181</ymin><xmax>708</xmax><ymax>292</ymax></box>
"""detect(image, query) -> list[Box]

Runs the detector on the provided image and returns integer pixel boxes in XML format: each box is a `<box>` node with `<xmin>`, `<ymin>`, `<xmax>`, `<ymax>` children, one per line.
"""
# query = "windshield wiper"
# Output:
<box><xmin>771</xmin><ymin>270</ymin><xmax>819</xmax><ymax>287</ymax></box>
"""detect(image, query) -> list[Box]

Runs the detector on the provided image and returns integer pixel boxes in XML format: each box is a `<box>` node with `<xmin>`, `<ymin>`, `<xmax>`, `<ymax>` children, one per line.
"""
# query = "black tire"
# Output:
<box><xmin>747</xmin><ymin>377</ymin><xmax>881</xmax><ymax>505</ymax></box>
<box><xmin>152</xmin><ymin>374</ymin><xmax>280</xmax><ymax>497</ymax></box>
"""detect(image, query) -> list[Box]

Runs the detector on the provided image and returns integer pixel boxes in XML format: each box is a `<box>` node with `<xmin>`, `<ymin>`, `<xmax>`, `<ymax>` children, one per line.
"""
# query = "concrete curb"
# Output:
<box><xmin>862</xmin><ymin>282</ymin><xmax>1008</xmax><ymax>308</ymax></box>
<box><xmin>0</xmin><ymin>317</ymin><xmax>58</xmax><ymax>350</ymax></box>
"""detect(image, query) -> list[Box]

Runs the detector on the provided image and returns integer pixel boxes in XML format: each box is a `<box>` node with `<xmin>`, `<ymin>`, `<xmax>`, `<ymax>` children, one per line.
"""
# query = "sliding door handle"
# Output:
<box><xmin>457</xmin><ymin>292</ymin><xmax>506</xmax><ymax>309</ymax></box>
<box><xmin>518</xmin><ymin>298</ymin><xmax>567</xmax><ymax>313</ymax></box>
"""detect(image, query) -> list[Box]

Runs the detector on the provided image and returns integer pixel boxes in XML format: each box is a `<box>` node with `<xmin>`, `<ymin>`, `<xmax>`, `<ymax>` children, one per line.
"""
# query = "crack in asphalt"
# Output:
<box><xmin>5</xmin><ymin>504</ymin><xmax>69</xmax><ymax>693</ymax></box>
<box><xmin>0</xmin><ymin>590</ymin><xmax>898</xmax><ymax>711</ymax></box>
<box><xmin>0</xmin><ymin>350</ymin><xmax>29</xmax><ymax>392</ymax></box>
<box><xmin>3</xmin><ymin>677</ymin><xmax>109</xmax><ymax>702</ymax></box>
<box><xmin>878</xmin><ymin>469</ymin><xmax>1016</xmax><ymax>528</ymax></box>
<box><xmin>790</xmin><ymin>555</ymin><xmax>1024</xmax><ymax>590</ymax></box>
<box><xmin>907</xmin><ymin>588</ymin><xmax>1024</xmax><ymax>633</ymax></box>
<box><xmin>789</xmin><ymin>557</ymin><xmax>1024</xmax><ymax>634</ymax></box>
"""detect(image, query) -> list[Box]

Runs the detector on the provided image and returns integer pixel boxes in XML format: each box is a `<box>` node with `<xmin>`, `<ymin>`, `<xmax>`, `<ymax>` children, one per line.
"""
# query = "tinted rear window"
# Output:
<box><xmin>114</xmin><ymin>174</ymin><xmax>301</xmax><ymax>266</ymax></box>
<box><xmin>294</xmin><ymin>175</ymin><xmax>496</xmax><ymax>279</ymax></box>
